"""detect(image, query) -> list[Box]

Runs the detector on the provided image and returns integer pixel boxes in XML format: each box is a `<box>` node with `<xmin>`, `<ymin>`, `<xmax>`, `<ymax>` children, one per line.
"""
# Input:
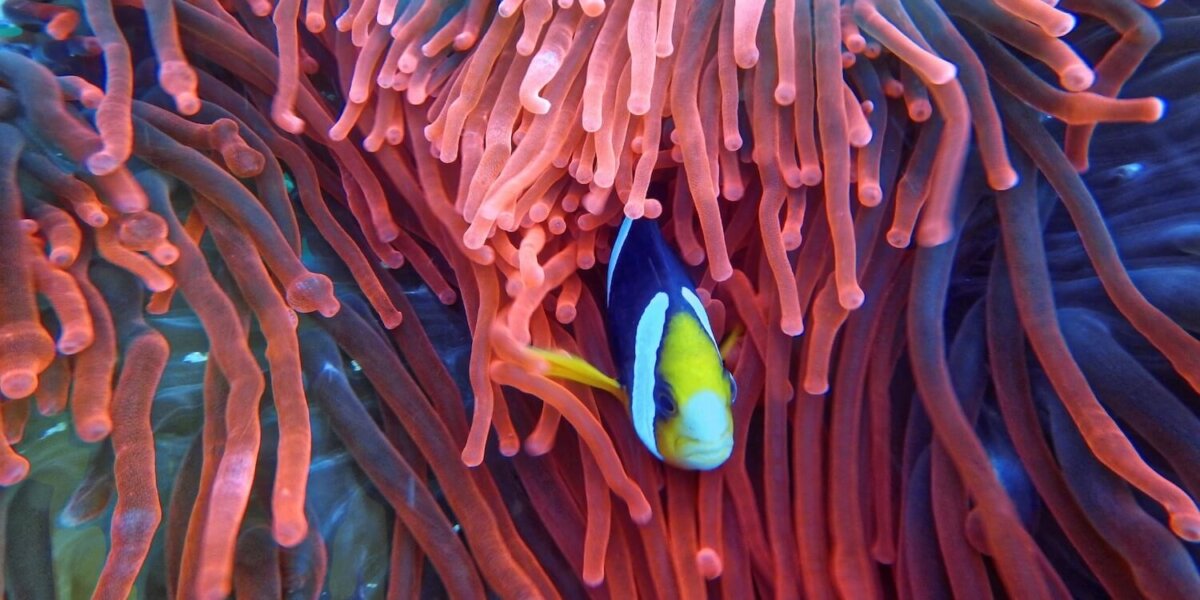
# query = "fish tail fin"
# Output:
<box><xmin>527</xmin><ymin>346</ymin><xmax>626</xmax><ymax>403</ymax></box>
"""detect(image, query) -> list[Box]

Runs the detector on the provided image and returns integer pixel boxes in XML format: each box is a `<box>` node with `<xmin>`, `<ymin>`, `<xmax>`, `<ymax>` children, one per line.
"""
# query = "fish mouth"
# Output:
<box><xmin>668</xmin><ymin>435</ymin><xmax>734</xmax><ymax>470</ymax></box>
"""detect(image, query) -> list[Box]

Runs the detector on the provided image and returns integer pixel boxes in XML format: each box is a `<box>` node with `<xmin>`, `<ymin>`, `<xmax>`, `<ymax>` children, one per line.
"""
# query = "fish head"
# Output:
<box><xmin>646</xmin><ymin>310</ymin><xmax>735</xmax><ymax>470</ymax></box>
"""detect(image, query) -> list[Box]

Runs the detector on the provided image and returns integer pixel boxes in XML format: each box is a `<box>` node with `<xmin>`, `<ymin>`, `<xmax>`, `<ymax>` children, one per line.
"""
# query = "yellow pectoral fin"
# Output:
<box><xmin>527</xmin><ymin>347</ymin><xmax>626</xmax><ymax>402</ymax></box>
<box><xmin>719</xmin><ymin>324</ymin><xmax>745</xmax><ymax>362</ymax></box>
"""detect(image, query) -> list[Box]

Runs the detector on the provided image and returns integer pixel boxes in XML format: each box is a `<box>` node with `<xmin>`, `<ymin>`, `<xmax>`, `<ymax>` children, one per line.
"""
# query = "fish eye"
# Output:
<box><xmin>654</xmin><ymin>387</ymin><xmax>677</xmax><ymax>416</ymax></box>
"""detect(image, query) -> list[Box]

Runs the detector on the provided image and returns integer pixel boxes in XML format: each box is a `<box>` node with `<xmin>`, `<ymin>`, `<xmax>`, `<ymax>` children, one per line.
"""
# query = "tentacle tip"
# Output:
<box><xmin>76</xmin><ymin>418</ymin><xmax>113</xmax><ymax>443</ymax></box>
<box><xmin>49</xmin><ymin>249</ymin><xmax>78</xmax><ymax>267</ymax></box>
<box><xmin>0</xmin><ymin>371</ymin><xmax>36</xmax><ymax>400</ymax></box>
<box><xmin>696</xmin><ymin>548</ymin><xmax>723</xmax><ymax>579</ymax></box>
<box><xmin>849</xmin><ymin>128</ymin><xmax>873</xmax><ymax>148</ymax></box>
<box><xmin>916</xmin><ymin>223</ymin><xmax>953</xmax><ymax>247</ymax></box>
<box><xmin>643</xmin><ymin>199</ymin><xmax>663</xmax><ymax>219</ymax></box>
<box><xmin>273</xmin><ymin>522</ymin><xmax>308</xmax><ymax>548</ymax></box>
<box><xmin>782</xmin><ymin>232</ymin><xmax>803</xmax><ymax>250</ymax></box>
<box><xmin>523</xmin><ymin>97</ymin><xmax>552</xmax><ymax>115</ymax></box>
<box><xmin>46</xmin><ymin>15</ymin><xmax>78</xmax><ymax>40</ymax></box>
<box><xmin>498</xmin><ymin>213</ymin><xmax>519</xmax><ymax>232</ymax></box>
<box><xmin>781</xmin><ymin>318</ymin><xmax>804</xmax><ymax>337</ymax></box>
<box><xmin>287</xmin><ymin>274</ymin><xmax>339</xmax><ymax>316</ymax></box>
<box><xmin>460</xmin><ymin>448</ymin><xmax>485</xmax><ymax>467</ymax></box>
<box><xmin>176</xmin><ymin>94</ymin><xmax>202</xmax><ymax>116</ymax></box>
<box><xmin>582</xmin><ymin>571</ymin><xmax>605</xmax><ymax>587</ymax></box>
<box><xmin>524</xmin><ymin>439</ymin><xmax>552</xmax><ymax>456</ymax></box>
<box><xmin>1170</xmin><ymin>514</ymin><xmax>1200</xmax><ymax>542</ymax></box>
<box><xmin>735</xmin><ymin>49</ymin><xmax>759</xmax><ymax>69</ymax></box>
<box><xmin>84</xmin><ymin>211</ymin><xmax>109</xmax><ymax>228</ymax></box>
<box><xmin>146</xmin><ymin>300</ymin><xmax>171</xmax><ymax>315</ymax></box>
<box><xmin>556</xmin><ymin>306</ymin><xmax>577</xmax><ymax>324</ymax></box>
<box><xmin>37</xmin><ymin>404</ymin><xmax>63</xmax><ymax>418</ymax></box>
<box><xmin>580</xmin><ymin>1</ymin><xmax>606</xmax><ymax>17</ymax></box>
<box><xmin>988</xmin><ymin>168</ymin><xmax>1019</xmax><ymax>191</ymax></box>
<box><xmin>800</xmin><ymin>167</ymin><xmax>823</xmax><ymax>187</ymax></box>
<box><xmin>85</xmin><ymin>151</ymin><xmax>122</xmax><ymax>177</ymax></box>
<box><xmin>499</xmin><ymin>439</ymin><xmax>521</xmax><ymax>457</ymax></box>
<box><xmin>1047</xmin><ymin>14</ymin><xmax>1077</xmax><ymax>38</ymax></box>
<box><xmin>478</xmin><ymin>203</ymin><xmax>503</xmax><ymax>222</ymax></box>
<box><xmin>1060</xmin><ymin>65</ymin><xmax>1094</xmax><ymax>92</ymax></box>
<box><xmin>1150</xmin><ymin>97</ymin><xmax>1167</xmax><ymax>121</ymax></box>
<box><xmin>382</xmin><ymin>312</ymin><xmax>404</xmax><ymax>329</ymax></box>
<box><xmin>57</xmin><ymin>332</ymin><xmax>94</xmax><ymax>355</ymax></box>
<box><xmin>148</xmin><ymin>277</ymin><xmax>175</xmax><ymax>293</ymax></box>
<box><xmin>710</xmin><ymin>263</ymin><xmax>733</xmax><ymax>282</ymax></box>
<box><xmin>274</xmin><ymin>111</ymin><xmax>306</xmax><ymax>135</ymax></box>
<box><xmin>627</xmin><ymin>95</ymin><xmax>651</xmax><ymax>116</ymax></box>
<box><xmin>436</xmin><ymin>137</ymin><xmax>461</xmax><ymax>160</ymax></box>
<box><xmin>782</xmin><ymin>168</ymin><xmax>805</xmax><ymax>188</ymax></box>
<box><xmin>630</xmin><ymin>502</ymin><xmax>653</xmax><ymax>525</ymax></box>
<box><xmin>472</xmin><ymin>247</ymin><xmax>496</xmax><ymax>266</ymax></box>
<box><xmin>775</xmin><ymin>84</ymin><xmax>796</xmax><ymax>105</ymax></box>
<box><xmin>839</xmin><ymin>288</ymin><xmax>865</xmax><ymax>310</ymax></box>
<box><xmin>0</xmin><ymin>457</ymin><xmax>30</xmax><ymax>486</ymax></box>
<box><xmin>153</xmin><ymin>244</ymin><xmax>180</xmax><ymax>266</ymax></box>
<box><xmin>454</xmin><ymin>32</ymin><xmax>479</xmax><ymax>50</ymax></box>
<box><xmin>886</xmin><ymin>229</ymin><xmax>911</xmax><ymax>248</ymax></box>
<box><xmin>871</xmin><ymin>542</ymin><xmax>897</xmax><ymax>565</ymax></box>
<box><xmin>318</xmin><ymin>300</ymin><xmax>341</xmax><ymax>318</ymax></box>
<box><xmin>930</xmin><ymin>62</ymin><xmax>957</xmax><ymax>86</ymax></box>
<box><xmin>305</xmin><ymin>14</ymin><xmax>327</xmax><ymax>33</ymax></box>
<box><xmin>859</xmin><ymin>184</ymin><xmax>882</xmax><ymax>206</ymax></box>
<box><xmin>381</xmin><ymin>254</ymin><xmax>405</xmax><ymax>269</ymax></box>
<box><xmin>803</xmin><ymin>379</ymin><xmax>829</xmax><ymax>395</ymax></box>
<box><xmin>377</xmin><ymin>224</ymin><xmax>401</xmax><ymax>244</ymax></box>
<box><xmin>908</xmin><ymin>101</ymin><xmax>933</xmax><ymax>122</ymax></box>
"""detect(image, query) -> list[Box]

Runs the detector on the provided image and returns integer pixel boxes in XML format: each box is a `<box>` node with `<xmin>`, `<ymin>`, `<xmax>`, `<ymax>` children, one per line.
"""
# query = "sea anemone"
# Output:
<box><xmin>0</xmin><ymin>0</ymin><xmax>1197</xmax><ymax>597</ymax></box>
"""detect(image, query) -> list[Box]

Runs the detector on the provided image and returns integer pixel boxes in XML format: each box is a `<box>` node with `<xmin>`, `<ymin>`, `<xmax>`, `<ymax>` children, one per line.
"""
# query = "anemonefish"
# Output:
<box><xmin>605</xmin><ymin>217</ymin><xmax>737</xmax><ymax>470</ymax></box>
<box><xmin>530</xmin><ymin>217</ymin><xmax>737</xmax><ymax>470</ymax></box>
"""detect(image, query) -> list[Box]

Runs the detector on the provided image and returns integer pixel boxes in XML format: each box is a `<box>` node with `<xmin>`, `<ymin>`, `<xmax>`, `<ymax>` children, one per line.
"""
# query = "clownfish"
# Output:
<box><xmin>531</xmin><ymin>217</ymin><xmax>737</xmax><ymax>470</ymax></box>
<box><xmin>606</xmin><ymin>216</ymin><xmax>737</xmax><ymax>470</ymax></box>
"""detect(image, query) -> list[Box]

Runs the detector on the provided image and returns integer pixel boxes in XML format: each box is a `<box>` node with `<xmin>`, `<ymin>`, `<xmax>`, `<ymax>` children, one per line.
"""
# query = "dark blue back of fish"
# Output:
<box><xmin>605</xmin><ymin>217</ymin><xmax>696</xmax><ymax>390</ymax></box>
